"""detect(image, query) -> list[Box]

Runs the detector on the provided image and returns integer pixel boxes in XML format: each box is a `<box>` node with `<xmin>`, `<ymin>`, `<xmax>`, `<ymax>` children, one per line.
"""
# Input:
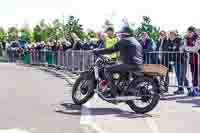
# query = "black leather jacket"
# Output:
<box><xmin>94</xmin><ymin>36</ymin><xmax>143</xmax><ymax>65</ymax></box>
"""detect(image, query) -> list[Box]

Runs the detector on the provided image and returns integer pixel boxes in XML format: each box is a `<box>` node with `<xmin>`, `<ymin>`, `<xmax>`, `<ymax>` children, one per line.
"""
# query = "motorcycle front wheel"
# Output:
<box><xmin>127</xmin><ymin>76</ymin><xmax>160</xmax><ymax>114</ymax></box>
<box><xmin>72</xmin><ymin>76</ymin><xmax>95</xmax><ymax>105</ymax></box>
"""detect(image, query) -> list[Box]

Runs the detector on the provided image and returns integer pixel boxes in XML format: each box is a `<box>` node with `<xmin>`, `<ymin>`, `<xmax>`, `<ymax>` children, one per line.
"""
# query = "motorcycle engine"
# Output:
<box><xmin>113</xmin><ymin>73</ymin><xmax>120</xmax><ymax>80</ymax></box>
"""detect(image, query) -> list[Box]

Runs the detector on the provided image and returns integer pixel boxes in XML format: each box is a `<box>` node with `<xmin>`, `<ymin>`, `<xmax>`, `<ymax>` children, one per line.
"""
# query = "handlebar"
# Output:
<box><xmin>92</xmin><ymin>51</ymin><xmax>111</xmax><ymax>61</ymax></box>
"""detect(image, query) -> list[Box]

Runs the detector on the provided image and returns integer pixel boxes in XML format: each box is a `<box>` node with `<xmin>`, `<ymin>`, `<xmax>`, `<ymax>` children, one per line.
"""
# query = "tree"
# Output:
<box><xmin>20</xmin><ymin>27</ymin><xmax>32</xmax><ymax>42</ymax></box>
<box><xmin>7</xmin><ymin>26</ymin><xmax>18</xmax><ymax>42</ymax></box>
<box><xmin>0</xmin><ymin>27</ymin><xmax>6</xmax><ymax>42</ymax></box>
<box><xmin>39</xmin><ymin>19</ymin><xmax>50</xmax><ymax>42</ymax></box>
<box><xmin>64</xmin><ymin>16</ymin><xmax>85</xmax><ymax>43</ymax></box>
<box><xmin>42</xmin><ymin>24</ymin><xmax>54</xmax><ymax>42</ymax></box>
<box><xmin>33</xmin><ymin>25</ymin><xmax>42</xmax><ymax>42</ymax></box>
<box><xmin>33</xmin><ymin>19</ymin><xmax>54</xmax><ymax>42</ymax></box>
<box><xmin>50</xmin><ymin>19</ymin><xmax>63</xmax><ymax>41</ymax></box>
<box><xmin>136</xmin><ymin>16</ymin><xmax>160</xmax><ymax>42</ymax></box>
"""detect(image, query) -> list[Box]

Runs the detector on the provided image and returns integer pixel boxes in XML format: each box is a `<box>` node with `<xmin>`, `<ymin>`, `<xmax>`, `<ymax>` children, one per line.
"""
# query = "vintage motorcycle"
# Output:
<box><xmin>72</xmin><ymin>54</ymin><xmax>165</xmax><ymax>114</ymax></box>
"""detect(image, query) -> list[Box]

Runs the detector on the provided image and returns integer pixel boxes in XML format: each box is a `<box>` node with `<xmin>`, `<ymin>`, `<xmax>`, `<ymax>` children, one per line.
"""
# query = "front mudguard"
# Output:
<box><xmin>80</xmin><ymin>70</ymin><xmax>95</xmax><ymax>80</ymax></box>
<box><xmin>80</xmin><ymin>70</ymin><xmax>97</xmax><ymax>88</ymax></box>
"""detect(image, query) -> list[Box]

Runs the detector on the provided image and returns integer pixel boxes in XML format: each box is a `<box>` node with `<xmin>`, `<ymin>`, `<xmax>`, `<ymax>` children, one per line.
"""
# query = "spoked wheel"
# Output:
<box><xmin>127</xmin><ymin>77</ymin><xmax>160</xmax><ymax>114</ymax></box>
<box><xmin>72</xmin><ymin>76</ymin><xmax>95</xmax><ymax>105</ymax></box>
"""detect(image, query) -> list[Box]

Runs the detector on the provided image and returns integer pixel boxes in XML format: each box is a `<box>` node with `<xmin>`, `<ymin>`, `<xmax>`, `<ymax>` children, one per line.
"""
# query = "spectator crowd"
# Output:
<box><xmin>4</xmin><ymin>26</ymin><xmax>200</xmax><ymax>96</ymax></box>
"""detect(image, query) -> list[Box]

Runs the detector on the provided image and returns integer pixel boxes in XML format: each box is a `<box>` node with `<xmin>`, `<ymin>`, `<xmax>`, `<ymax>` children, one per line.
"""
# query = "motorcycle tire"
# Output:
<box><xmin>72</xmin><ymin>76</ymin><xmax>95</xmax><ymax>105</ymax></box>
<box><xmin>127</xmin><ymin>77</ymin><xmax>160</xmax><ymax>114</ymax></box>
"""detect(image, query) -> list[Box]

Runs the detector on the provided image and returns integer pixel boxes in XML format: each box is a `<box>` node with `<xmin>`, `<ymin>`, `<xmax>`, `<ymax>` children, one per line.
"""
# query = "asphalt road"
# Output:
<box><xmin>0</xmin><ymin>63</ymin><xmax>83</xmax><ymax>133</ymax></box>
<box><xmin>42</xmin><ymin>66</ymin><xmax>200</xmax><ymax>133</ymax></box>
<box><xmin>1</xmin><ymin>63</ymin><xmax>200</xmax><ymax>133</ymax></box>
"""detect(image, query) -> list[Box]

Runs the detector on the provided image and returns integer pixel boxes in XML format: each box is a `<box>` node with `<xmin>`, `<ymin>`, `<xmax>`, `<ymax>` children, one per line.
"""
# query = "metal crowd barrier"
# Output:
<box><xmin>145</xmin><ymin>51</ymin><xmax>200</xmax><ymax>88</ymax></box>
<box><xmin>28</xmin><ymin>49</ymin><xmax>95</xmax><ymax>72</ymax></box>
<box><xmin>7</xmin><ymin>49</ymin><xmax>200</xmax><ymax>88</ymax></box>
<box><xmin>63</xmin><ymin>50</ymin><xmax>95</xmax><ymax>72</ymax></box>
<box><xmin>7</xmin><ymin>48</ymin><xmax>23</xmax><ymax>63</ymax></box>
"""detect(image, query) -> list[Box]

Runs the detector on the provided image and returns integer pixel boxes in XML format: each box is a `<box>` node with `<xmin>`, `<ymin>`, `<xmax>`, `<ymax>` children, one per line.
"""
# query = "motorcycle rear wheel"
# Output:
<box><xmin>127</xmin><ymin>76</ymin><xmax>160</xmax><ymax>114</ymax></box>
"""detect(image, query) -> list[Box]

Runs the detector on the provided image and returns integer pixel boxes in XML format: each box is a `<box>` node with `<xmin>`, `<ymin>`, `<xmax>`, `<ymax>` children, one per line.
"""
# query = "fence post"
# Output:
<box><xmin>61</xmin><ymin>50</ymin><xmax>64</xmax><ymax>68</ymax></box>
<box><xmin>30</xmin><ymin>49</ymin><xmax>32</xmax><ymax>65</ymax></box>
<box><xmin>82</xmin><ymin>50</ymin><xmax>85</xmax><ymax>72</ymax></box>
<box><xmin>56</xmin><ymin>50</ymin><xmax>59</xmax><ymax>67</ymax></box>
<box><xmin>72</xmin><ymin>51</ymin><xmax>75</xmax><ymax>72</ymax></box>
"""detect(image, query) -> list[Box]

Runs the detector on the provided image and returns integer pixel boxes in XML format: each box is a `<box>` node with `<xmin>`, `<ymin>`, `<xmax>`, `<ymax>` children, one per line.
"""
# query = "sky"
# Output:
<box><xmin>0</xmin><ymin>0</ymin><xmax>199</xmax><ymax>32</ymax></box>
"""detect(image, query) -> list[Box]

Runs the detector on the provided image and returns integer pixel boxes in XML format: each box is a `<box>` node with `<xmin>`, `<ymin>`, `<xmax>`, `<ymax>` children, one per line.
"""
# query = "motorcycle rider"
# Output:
<box><xmin>93</xmin><ymin>26</ymin><xmax>143</xmax><ymax>98</ymax></box>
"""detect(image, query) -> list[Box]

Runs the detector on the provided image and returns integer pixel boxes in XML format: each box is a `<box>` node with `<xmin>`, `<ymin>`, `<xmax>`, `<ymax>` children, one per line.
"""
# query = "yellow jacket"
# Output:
<box><xmin>104</xmin><ymin>36</ymin><xmax>119</xmax><ymax>59</ymax></box>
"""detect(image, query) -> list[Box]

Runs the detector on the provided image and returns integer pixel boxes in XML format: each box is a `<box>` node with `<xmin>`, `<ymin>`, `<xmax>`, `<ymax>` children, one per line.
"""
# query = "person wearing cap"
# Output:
<box><xmin>165</xmin><ymin>30</ymin><xmax>189</xmax><ymax>95</ymax></box>
<box><xmin>181</xmin><ymin>26</ymin><xmax>200</xmax><ymax>96</ymax></box>
<box><xmin>103</xmin><ymin>27</ymin><xmax>119</xmax><ymax>61</ymax></box>
<box><xmin>93</xmin><ymin>26</ymin><xmax>143</xmax><ymax>98</ymax></box>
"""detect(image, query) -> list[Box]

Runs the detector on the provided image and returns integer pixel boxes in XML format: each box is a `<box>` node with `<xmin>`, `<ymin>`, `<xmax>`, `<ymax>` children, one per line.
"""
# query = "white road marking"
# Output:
<box><xmin>60</xmin><ymin>71</ymin><xmax>105</xmax><ymax>133</ymax></box>
<box><xmin>80</xmin><ymin>95</ymin><xmax>106</xmax><ymax>133</ymax></box>
<box><xmin>80</xmin><ymin>102</ymin><xmax>92</xmax><ymax>125</ymax></box>
<box><xmin>65</xmin><ymin>71</ymin><xmax>159</xmax><ymax>133</ymax></box>
<box><xmin>145</xmin><ymin>117</ymin><xmax>160</xmax><ymax>133</ymax></box>
<box><xmin>44</xmin><ymin>68</ymin><xmax>175</xmax><ymax>133</ymax></box>
<box><xmin>192</xmin><ymin>108</ymin><xmax>200</xmax><ymax>113</ymax></box>
<box><xmin>0</xmin><ymin>129</ymin><xmax>30</xmax><ymax>133</ymax></box>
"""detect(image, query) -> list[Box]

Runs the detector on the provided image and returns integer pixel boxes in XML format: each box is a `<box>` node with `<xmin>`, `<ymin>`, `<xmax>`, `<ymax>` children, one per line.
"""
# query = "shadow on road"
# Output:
<box><xmin>55</xmin><ymin>103</ymin><xmax>153</xmax><ymax>119</ymax></box>
<box><xmin>55</xmin><ymin>103</ymin><xmax>82</xmax><ymax>116</ymax></box>
<box><xmin>84</xmin><ymin>107</ymin><xmax>153</xmax><ymax>119</ymax></box>
<box><xmin>43</xmin><ymin>69</ymin><xmax>66</xmax><ymax>79</ymax></box>
<box><xmin>116</xmin><ymin>112</ymin><xmax>153</xmax><ymax>119</ymax></box>
<box><xmin>40</xmin><ymin>68</ymin><xmax>74</xmax><ymax>85</ymax></box>
<box><xmin>162</xmin><ymin>95</ymin><xmax>191</xmax><ymax>101</ymax></box>
<box><xmin>193</xmin><ymin>105</ymin><xmax>200</xmax><ymax>107</ymax></box>
<box><xmin>163</xmin><ymin>94</ymin><xmax>200</xmax><ymax>107</ymax></box>
<box><xmin>176</xmin><ymin>98</ymin><xmax>200</xmax><ymax>107</ymax></box>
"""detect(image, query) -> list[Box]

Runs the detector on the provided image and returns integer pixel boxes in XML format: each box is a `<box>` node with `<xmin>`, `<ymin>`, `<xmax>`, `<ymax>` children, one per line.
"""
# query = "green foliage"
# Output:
<box><xmin>7</xmin><ymin>26</ymin><xmax>18</xmax><ymax>42</ymax></box>
<box><xmin>64</xmin><ymin>16</ymin><xmax>85</xmax><ymax>42</ymax></box>
<box><xmin>33</xmin><ymin>25</ymin><xmax>42</xmax><ymax>42</ymax></box>
<box><xmin>39</xmin><ymin>19</ymin><xmax>50</xmax><ymax>42</ymax></box>
<box><xmin>31</xmin><ymin>16</ymin><xmax>85</xmax><ymax>43</ymax></box>
<box><xmin>87</xmin><ymin>30</ymin><xmax>96</xmax><ymax>38</ymax></box>
<box><xmin>33</xmin><ymin>19</ymin><xmax>53</xmax><ymax>42</ymax></box>
<box><xmin>136</xmin><ymin>16</ymin><xmax>160</xmax><ymax>42</ymax></box>
<box><xmin>20</xmin><ymin>27</ymin><xmax>32</xmax><ymax>42</ymax></box>
<box><xmin>0</xmin><ymin>15</ymin><xmax>163</xmax><ymax>43</ymax></box>
<box><xmin>0</xmin><ymin>27</ymin><xmax>6</xmax><ymax>42</ymax></box>
<box><xmin>50</xmin><ymin>19</ymin><xmax>63</xmax><ymax>41</ymax></box>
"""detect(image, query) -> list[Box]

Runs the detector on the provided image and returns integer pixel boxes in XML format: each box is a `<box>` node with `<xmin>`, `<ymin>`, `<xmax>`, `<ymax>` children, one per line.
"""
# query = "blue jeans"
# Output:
<box><xmin>174</xmin><ymin>64</ymin><xmax>189</xmax><ymax>88</ymax></box>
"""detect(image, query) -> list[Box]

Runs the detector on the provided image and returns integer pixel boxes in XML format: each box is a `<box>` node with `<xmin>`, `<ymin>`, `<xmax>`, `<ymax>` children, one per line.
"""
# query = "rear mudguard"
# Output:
<box><xmin>129</xmin><ymin>75</ymin><xmax>161</xmax><ymax>94</ymax></box>
<box><xmin>144</xmin><ymin>74</ymin><xmax>161</xmax><ymax>93</ymax></box>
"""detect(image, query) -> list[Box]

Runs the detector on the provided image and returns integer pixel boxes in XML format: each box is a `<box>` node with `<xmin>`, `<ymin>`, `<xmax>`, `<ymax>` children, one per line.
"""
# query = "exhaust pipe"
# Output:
<box><xmin>95</xmin><ymin>90</ymin><xmax>140</xmax><ymax>102</ymax></box>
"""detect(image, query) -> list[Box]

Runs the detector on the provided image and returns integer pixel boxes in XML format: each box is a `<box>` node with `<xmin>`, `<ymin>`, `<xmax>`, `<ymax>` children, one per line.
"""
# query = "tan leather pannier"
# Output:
<box><xmin>144</xmin><ymin>64</ymin><xmax>168</xmax><ymax>76</ymax></box>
